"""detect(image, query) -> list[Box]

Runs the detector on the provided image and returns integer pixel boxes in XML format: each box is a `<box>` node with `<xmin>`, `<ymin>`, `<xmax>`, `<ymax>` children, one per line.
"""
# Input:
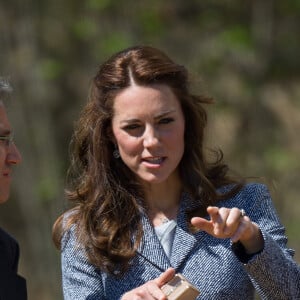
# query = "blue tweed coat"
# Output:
<box><xmin>61</xmin><ymin>183</ymin><xmax>300</xmax><ymax>299</ymax></box>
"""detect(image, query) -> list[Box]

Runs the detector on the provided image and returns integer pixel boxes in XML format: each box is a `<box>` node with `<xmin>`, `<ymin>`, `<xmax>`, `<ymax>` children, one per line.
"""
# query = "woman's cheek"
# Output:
<box><xmin>119</xmin><ymin>138</ymin><xmax>141</xmax><ymax>157</ymax></box>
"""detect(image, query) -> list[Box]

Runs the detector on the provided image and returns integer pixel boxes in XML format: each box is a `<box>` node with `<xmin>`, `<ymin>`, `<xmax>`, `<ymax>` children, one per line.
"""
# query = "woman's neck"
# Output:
<box><xmin>143</xmin><ymin>176</ymin><xmax>182</xmax><ymax>226</ymax></box>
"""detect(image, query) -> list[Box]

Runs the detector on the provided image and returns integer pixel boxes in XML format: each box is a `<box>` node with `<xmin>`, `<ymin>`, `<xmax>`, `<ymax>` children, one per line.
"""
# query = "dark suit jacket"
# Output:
<box><xmin>0</xmin><ymin>227</ymin><xmax>27</xmax><ymax>300</ymax></box>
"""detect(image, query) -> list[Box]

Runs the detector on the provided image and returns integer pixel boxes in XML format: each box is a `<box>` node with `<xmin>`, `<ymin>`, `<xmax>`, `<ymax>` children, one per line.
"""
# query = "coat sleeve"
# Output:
<box><xmin>232</xmin><ymin>184</ymin><xmax>300</xmax><ymax>299</ymax></box>
<box><xmin>61</xmin><ymin>226</ymin><xmax>106</xmax><ymax>300</ymax></box>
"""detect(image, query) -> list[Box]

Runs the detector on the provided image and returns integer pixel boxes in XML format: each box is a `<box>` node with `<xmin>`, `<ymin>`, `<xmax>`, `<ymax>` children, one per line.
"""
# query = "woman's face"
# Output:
<box><xmin>111</xmin><ymin>84</ymin><xmax>185</xmax><ymax>186</ymax></box>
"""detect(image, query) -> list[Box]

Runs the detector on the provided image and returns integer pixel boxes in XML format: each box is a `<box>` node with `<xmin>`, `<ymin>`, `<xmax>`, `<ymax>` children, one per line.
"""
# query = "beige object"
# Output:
<box><xmin>161</xmin><ymin>273</ymin><xmax>200</xmax><ymax>300</ymax></box>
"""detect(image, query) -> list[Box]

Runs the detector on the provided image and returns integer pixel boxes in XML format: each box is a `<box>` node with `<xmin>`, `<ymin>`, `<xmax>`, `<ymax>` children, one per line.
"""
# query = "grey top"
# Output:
<box><xmin>155</xmin><ymin>220</ymin><xmax>177</xmax><ymax>258</ymax></box>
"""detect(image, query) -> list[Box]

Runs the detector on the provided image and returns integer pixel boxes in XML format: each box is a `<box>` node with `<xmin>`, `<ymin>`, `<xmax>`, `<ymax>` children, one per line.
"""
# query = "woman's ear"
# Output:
<box><xmin>106</xmin><ymin>126</ymin><xmax>116</xmax><ymax>144</ymax></box>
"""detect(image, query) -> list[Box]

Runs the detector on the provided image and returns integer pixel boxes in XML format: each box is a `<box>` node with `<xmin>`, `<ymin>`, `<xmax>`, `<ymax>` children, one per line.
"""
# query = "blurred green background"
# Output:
<box><xmin>0</xmin><ymin>0</ymin><xmax>299</xmax><ymax>299</ymax></box>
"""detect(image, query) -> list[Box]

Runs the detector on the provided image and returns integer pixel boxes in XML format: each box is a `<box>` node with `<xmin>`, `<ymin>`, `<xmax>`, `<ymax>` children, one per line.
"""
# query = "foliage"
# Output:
<box><xmin>0</xmin><ymin>0</ymin><xmax>300</xmax><ymax>298</ymax></box>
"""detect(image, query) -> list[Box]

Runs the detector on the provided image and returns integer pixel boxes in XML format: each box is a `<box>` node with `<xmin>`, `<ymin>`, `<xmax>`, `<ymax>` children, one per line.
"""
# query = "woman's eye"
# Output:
<box><xmin>159</xmin><ymin>118</ymin><xmax>174</xmax><ymax>124</ymax></box>
<box><xmin>123</xmin><ymin>124</ymin><xmax>141</xmax><ymax>130</ymax></box>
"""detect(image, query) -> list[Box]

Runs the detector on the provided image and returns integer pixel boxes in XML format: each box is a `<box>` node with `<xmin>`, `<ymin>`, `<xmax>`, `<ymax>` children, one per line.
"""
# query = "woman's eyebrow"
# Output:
<box><xmin>154</xmin><ymin>109</ymin><xmax>176</xmax><ymax>119</ymax></box>
<box><xmin>119</xmin><ymin>109</ymin><xmax>176</xmax><ymax>125</ymax></box>
<box><xmin>120</xmin><ymin>118</ymin><xmax>140</xmax><ymax>125</ymax></box>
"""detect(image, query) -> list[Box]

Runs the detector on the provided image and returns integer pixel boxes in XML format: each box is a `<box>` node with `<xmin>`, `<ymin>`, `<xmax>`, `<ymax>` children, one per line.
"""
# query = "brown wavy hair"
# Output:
<box><xmin>52</xmin><ymin>45</ymin><xmax>243</xmax><ymax>275</ymax></box>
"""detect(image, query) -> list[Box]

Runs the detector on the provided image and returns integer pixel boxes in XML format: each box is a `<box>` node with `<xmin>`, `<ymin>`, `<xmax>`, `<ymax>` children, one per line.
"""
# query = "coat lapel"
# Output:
<box><xmin>137</xmin><ymin>214</ymin><xmax>171</xmax><ymax>272</ymax></box>
<box><xmin>170</xmin><ymin>223</ymin><xmax>198</xmax><ymax>270</ymax></box>
<box><xmin>170</xmin><ymin>193</ymin><xmax>202</xmax><ymax>270</ymax></box>
<box><xmin>137</xmin><ymin>193</ymin><xmax>204</xmax><ymax>272</ymax></box>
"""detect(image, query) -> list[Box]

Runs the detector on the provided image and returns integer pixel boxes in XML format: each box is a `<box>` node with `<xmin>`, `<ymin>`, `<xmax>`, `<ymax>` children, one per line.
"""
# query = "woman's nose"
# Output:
<box><xmin>6</xmin><ymin>142</ymin><xmax>22</xmax><ymax>165</ymax></box>
<box><xmin>143</xmin><ymin>126</ymin><xmax>160</xmax><ymax>148</ymax></box>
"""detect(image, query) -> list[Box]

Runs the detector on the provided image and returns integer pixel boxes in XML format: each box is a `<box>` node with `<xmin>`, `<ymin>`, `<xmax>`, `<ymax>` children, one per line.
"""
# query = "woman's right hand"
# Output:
<box><xmin>121</xmin><ymin>268</ymin><xmax>176</xmax><ymax>300</ymax></box>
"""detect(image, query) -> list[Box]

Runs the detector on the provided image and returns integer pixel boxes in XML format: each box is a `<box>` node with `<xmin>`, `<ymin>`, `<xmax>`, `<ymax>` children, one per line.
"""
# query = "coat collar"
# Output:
<box><xmin>137</xmin><ymin>193</ymin><xmax>205</xmax><ymax>272</ymax></box>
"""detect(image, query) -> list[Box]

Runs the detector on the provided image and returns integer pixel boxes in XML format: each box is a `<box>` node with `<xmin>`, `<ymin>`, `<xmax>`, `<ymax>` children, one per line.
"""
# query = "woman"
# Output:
<box><xmin>53</xmin><ymin>46</ymin><xmax>300</xmax><ymax>299</ymax></box>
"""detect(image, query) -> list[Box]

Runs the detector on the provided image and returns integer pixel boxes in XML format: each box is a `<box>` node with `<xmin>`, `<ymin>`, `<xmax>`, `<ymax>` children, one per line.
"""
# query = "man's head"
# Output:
<box><xmin>0</xmin><ymin>79</ymin><xmax>22</xmax><ymax>203</ymax></box>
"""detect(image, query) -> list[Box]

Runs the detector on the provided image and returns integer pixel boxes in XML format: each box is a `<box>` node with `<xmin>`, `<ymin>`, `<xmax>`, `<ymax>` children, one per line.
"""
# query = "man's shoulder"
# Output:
<box><xmin>0</xmin><ymin>227</ymin><xmax>18</xmax><ymax>248</ymax></box>
<box><xmin>0</xmin><ymin>227</ymin><xmax>20</xmax><ymax>271</ymax></box>
<box><xmin>0</xmin><ymin>229</ymin><xmax>27</xmax><ymax>299</ymax></box>
<box><xmin>0</xmin><ymin>271</ymin><xmax>27</xmax><ymax>300</ymax></box>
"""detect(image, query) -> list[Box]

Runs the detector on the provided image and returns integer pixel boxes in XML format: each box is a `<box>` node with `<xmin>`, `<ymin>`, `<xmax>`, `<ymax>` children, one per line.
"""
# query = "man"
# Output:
<box><xmin>0</xmin><ymin>79</ymin><xmax>27</xmax><ymax>299</ymax></box>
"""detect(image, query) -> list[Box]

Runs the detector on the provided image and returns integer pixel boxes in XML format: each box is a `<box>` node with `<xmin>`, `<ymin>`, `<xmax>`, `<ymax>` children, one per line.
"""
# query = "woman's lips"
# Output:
<box><xmin>142</xmin><ymin>157</ymin><xmax>165</xmax><ymax>165</ymax></box>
